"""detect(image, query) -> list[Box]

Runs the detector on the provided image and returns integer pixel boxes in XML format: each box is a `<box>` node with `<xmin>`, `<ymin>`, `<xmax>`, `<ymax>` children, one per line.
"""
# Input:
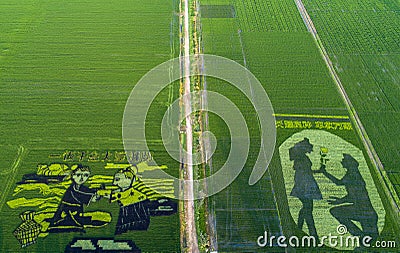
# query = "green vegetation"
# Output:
<box><xmin>303</xmin><ymin>0</ymin><xmax>400</xmax><ymax>194</ymax></box>
<box><xmin>0</xmin><ymin>0</ymin><xmax>176</xmax><ymax>144</ymax></box>
<box><xmin>0</xmin><ymin>0</ymin><xmax>180</xmax><ymax>252</ymax></box>
<box><xmin>0</xmin><ymin>0</ymin><xmax>398</xmax><ymax>251</ymax></box>
<box><xmin>200</xmin><ymin>0</ymin><xmax>399</xmax><ymax>251</ymax></box>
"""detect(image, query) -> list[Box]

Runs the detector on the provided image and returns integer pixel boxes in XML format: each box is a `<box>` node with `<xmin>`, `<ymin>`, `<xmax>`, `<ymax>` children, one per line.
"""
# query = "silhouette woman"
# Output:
<box><xmin>289</xmin><ymin>138</ymin><xmax>322</xmax><ymax>238</ymax></box>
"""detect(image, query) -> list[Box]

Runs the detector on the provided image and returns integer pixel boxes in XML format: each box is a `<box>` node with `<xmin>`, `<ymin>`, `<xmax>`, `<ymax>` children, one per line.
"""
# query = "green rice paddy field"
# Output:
<box><xmin>0</xmin><ymin>0</ymin><xmax>181</xmax><ymax>252</ymax></box>
<box><xmin>0</xmin><ymin>0</ymin><xmax>399</xmax><ymax>252</ymax></box>
<box><xmin>302</xmin><ymin>0</ymin><xmax>400</xmax><ymax>195</ymax></box>
<box><xmin>201</xmin><ymin>0</ymin><xmax>399</xmax><ymax>251</ymax></box>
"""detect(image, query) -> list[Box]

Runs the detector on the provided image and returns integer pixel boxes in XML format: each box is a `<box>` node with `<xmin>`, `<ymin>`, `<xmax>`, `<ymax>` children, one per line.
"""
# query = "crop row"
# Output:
<box><xmin>0</xmin><ymin>0</ymin><xmax>180</xmax><ymax>252</ymax></box>
<box><xmin>302</xmin><ymin>0</ymin><xmax>400</xmax><ymax>191</ymax></box>
<box><xmin>305</xmin><ymin>1</ymin><xmax>400</xmax><ymax>54</ymax></box>
<box><xmin>233</xmin><ymin>0</ymin><xmax>306</xmax><ymax>32</ymax></box>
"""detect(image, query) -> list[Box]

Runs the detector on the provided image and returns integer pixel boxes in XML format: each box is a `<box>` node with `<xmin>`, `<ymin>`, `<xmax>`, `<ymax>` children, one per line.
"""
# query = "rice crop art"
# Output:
<box><xmin>303</xmin><ymin>0</ymin><xmax>400</xmax><ymax>195</ymax></box>
<box><xmin>0</xmin><ymin>0</ymin><xmax>181</xmax><ymax>252</ymax></box>
<box><xmin>200</xmin><ymin>0</ymin><xmax>399</xmax><ymax>251</ymax></box>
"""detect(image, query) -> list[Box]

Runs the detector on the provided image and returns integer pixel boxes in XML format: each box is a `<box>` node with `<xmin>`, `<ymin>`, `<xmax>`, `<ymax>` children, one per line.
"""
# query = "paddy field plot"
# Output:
<box><xmin>200</xmin><ymin>0</ymin><xmax>399</xmax><ymax>251</ymax></box>
<box><xmin>302</xmin><ymin>0</ymin><xmax>400</xmax><ymax>196</ymax></box>
<box><xmin>0</xmin><ymin>0</ymin><xmax>181</xmax><ymax>252</ymax></box>
<box><xmin>0</xmin><ymin>0</ymin><xmax>399</xmax><ymax>251</ymax></box>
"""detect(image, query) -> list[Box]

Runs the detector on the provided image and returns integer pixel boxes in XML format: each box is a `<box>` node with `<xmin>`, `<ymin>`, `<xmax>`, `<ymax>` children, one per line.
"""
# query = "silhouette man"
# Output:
<box><xmin>321</xmin><ymin>154</ymin><xmax>378</xmax><ymax>240</ymax></box>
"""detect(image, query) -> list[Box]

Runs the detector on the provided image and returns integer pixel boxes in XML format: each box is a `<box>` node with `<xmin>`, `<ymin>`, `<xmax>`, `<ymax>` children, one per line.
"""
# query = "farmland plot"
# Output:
<box><xmin>200</xmin><ymin>0</ymin><xmax>399</xmax><ymax>251</ymax></box>
<box><xmin>0</xmin><ymin>0</ymin><xmax>181</xmax><ymax>252</ymax></box>
<box><xmin>303</xmin><ymin>0</ymin><xmax>400</xmax><ymax>197</ymax></box>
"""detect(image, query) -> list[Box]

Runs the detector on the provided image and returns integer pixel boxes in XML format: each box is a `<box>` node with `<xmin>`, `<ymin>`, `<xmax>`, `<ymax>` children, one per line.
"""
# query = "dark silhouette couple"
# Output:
<box><xmin>289</xmin><ymin>138</ymin><xmax>378</xmax><ymax>240</ymax></box>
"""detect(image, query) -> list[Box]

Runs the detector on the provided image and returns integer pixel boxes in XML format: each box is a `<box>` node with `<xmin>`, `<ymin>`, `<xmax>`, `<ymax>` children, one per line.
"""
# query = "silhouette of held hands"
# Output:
<box><xmin>313</xmin><ymin>164</ymin><xmax>326</xmax><ymax>173</ymax></box>
<box><xmin>327</xmin><ymin>196</ymin><xmax>343</xmax><ymax>205</ymax></box>
<box><xmin>91</xmin><ymin>193</ymin><xmax>102</xmax><ymax>202</ymax></box>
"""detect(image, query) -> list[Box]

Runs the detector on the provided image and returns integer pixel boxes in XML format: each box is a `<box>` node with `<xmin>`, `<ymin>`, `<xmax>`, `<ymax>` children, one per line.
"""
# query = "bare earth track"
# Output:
<box><xmin>180</xmin><ymin>0</ymin><xmax>199</xmax><ymax>251</ymax></box>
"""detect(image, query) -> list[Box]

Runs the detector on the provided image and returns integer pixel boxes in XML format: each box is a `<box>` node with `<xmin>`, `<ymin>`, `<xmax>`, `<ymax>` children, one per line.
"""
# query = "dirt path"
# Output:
<box><xmin>180</xmin><ymin>0</ymin><xmax>199</xmax><ymax>251</ymax></box>
<box><xmin>294</xmin><ymin>0</ymin><xmax>400</xmax><ymax>222</ymax></box>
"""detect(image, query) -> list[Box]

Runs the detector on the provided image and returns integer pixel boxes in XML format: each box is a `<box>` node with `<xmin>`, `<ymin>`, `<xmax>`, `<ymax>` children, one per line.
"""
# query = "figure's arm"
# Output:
<box><xmin>96</xmin><ymin>188</ymin><xmax>117</xmax><ymax>200</ymax></box>
<box><xmin>89</xmin><ymin>192</ymin><xmax>101</xmax><ymax>203</ymax></box>
<box><xmin>72</xmin><ymin>185</ymin><xmax>99</xmax><ymax>205</ymax></box>
<box><xmin>327</xmin><ymin>195</ymin><xmax>350</xmax><ymax>205</ymax></box>
<box><xmin>320</xmin><ymin>165</ymin><xmax>343</xmax><ymax>186</ymax></box>
<box><xmin>70</xmin><ymin>190</ymin><xmax>91</xmax><ymax>205</ymax></box>
<box><xmin>96</xmin><ymin>184</ymin><xmax>120</xmax><ymax>201</ymax></box>
<box><xmin>338</xmin><ymin>194</ymin><xmax>351</xmax><ymax>203</ymax></box>
<box><xmin>108</xmin><ymin>189</ymin><xmax>122</xmax><ymax>203</ymax></box>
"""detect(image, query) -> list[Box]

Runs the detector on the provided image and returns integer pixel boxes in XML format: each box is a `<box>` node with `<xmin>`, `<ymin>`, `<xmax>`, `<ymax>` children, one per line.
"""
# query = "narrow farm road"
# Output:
<box><xmin>181</xmin><ymin>0</ymin><xmax>199</xmax><ymax>251</ymax></box>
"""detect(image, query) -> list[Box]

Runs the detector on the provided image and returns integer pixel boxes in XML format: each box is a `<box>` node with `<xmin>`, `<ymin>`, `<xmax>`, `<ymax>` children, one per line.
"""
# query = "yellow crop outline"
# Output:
<box><xmin>273</xmin><ymin>113</ymin><xmax>350</xmax><ymax>119</ymax></box>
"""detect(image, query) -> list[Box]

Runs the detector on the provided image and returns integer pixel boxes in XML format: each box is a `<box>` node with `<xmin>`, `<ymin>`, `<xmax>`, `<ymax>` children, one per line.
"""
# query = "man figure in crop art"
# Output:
<box><xmin>47</xmin><ymin>164</ymin><xmax>104</xmax><ymax>232</ymax></box>
<box><xmin>103</xmin><ymin>166</ymin><xmax>177</xmax><ymax>235</ymax></box>
<box><xmin>320</xmin><ymin>154</ymin><xmax>379</xmax><ymax>240</ymax></box>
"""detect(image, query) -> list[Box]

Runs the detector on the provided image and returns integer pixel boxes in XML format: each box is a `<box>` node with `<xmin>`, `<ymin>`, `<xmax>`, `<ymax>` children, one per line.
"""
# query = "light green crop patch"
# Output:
<box><xmin>280</xmin><ymin>130</ymin><xmax>385</xmax><ymax>250</ymax></box>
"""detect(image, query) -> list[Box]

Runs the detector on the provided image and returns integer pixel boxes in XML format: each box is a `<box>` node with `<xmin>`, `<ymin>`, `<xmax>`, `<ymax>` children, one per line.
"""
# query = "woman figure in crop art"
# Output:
<box><xmin>289</xmin><ymin>138</ymin><xmax>322</xmax><ymax>238</ymax></box>
<box><xmin>47</xmin><ymin>164</ymin><xmax>103</xmax><ymax>232</ymax></box>
<box><xmin>106</xmin><ymin>166</ymin><xmax>177</xmax><ymax>235</ymax></box>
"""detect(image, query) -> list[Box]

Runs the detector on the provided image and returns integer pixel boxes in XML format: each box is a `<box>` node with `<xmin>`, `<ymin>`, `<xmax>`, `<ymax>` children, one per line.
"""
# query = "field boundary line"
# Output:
<box><xmin>237</xmin><ymin>28</ymin><xmax>284</xmax><ymax>237</ymax></box>
<box><xmin>0</xmin><ymin>145</ymin><xmax>26</xmax><ymax>211</ymax></box>
<box><xmin>294</xmin><ymin>0</ymin><xmax>400</xmax><ymax>224</ymax></box>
